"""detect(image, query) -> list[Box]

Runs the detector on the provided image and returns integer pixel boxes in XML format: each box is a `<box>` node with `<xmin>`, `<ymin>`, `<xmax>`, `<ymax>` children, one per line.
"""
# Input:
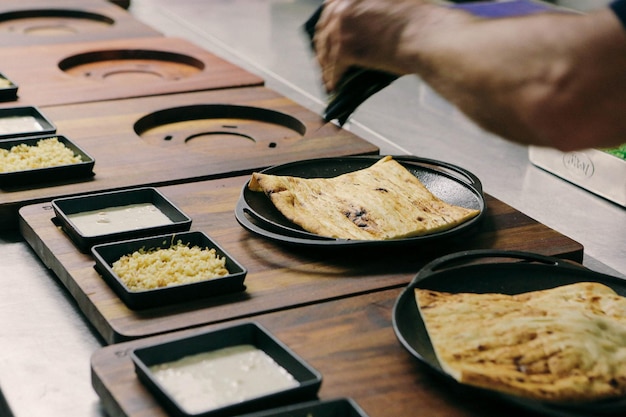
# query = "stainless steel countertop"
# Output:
<box><xmin>1</xmin><ymin>1</ymin><xmax>623</xmax><ymax>416</ymax></box>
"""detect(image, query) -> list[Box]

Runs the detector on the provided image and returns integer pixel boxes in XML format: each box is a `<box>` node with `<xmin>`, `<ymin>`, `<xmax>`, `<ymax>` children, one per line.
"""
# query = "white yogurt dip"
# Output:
<box><xmin>149</xmin><ymin>344</ymin><xmax>298</xmax><ymax>414</ymax></box>
<box><xmin>67</xmin><ymin>202</ymin><xmax>172</xmax><ymax>237</ymax></box>
<box><xmin>0</xmin><ymin>116</ymin><xmax>44</xmax><ymax>134</ymax></box>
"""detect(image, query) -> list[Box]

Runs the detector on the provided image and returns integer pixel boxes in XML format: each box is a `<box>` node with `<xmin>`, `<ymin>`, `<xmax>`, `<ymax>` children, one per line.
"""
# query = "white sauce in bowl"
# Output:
<box><xmin>149</xmin><ymin>344</ymin><xmax>298</xmax><ymax>414</ymax></box>
<box><xmin>67</xmin><ymin>202</ymin><xmax>172</xmax><ymax>237</ymax></box>
<box><xmin>0</xmin><ymin>116</ymin><xmax>44</xmax><ymax>134</ymax></box>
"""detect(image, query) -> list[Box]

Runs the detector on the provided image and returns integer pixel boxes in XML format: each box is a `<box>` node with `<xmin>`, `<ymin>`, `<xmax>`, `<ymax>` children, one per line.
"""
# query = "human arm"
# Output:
<box><xmin>313</xmin><ymin>0</ymin><xmax>626</xmax><ymax>151</ymax></box>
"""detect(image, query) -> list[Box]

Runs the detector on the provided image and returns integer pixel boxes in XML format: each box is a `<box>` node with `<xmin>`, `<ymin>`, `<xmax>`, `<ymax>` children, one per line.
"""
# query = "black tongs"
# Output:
<box><xmin>304</xmin><ymin>5</ymin><xmax>398</xmax><ymax>126</ymax></box>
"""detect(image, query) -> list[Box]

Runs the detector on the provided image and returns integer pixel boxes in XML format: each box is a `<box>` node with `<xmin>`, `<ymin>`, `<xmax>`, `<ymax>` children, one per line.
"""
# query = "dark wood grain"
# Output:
<box><xmin>19</xmin><ymin>175</ymin><xmax>583</xmax><ymax>344</ymax></box>
<box><xmin>0</xmin><ymin>87</ymin><xmax>379</xmax><ymax>231</ymax></box>
<box><xmin>0</xmin><ymin>0</ymin><xmax>159</xmax><ymax>46</ymax></box>
<box><xmin>91</xmin><ymin>288</ymin><xmax>562</xmax><ymax>417</ymax></box>
<box><xmin>0</xmin><ymin>36</ymin><xmax>263</xmax><ymax>107</ymax></box>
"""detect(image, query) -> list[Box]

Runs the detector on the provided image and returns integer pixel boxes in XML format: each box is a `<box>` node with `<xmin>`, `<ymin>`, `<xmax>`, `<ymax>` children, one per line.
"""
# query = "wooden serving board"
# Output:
<box><xmin>91</xmin><ymin>288</ymin><xmax>562</xmax><ymax>417</ymax></box>
<box><xmin>0</xmin><ymin>87</ymin><xmax>379</xmax><ymax>231</ymax></box>
<box><xmin>19</xmin><ymin>175</ymin><xmax>583</xmax><ymax>344</ymax></box>
<box><xmin>0</xmin><ymin>36</ymin><xmax>263</xmax><ymax>107</ymax></box>
<box><xmin>0</xmin><ymin>0</ymin><xmax>160</xmax><ymax>46</ymax></box>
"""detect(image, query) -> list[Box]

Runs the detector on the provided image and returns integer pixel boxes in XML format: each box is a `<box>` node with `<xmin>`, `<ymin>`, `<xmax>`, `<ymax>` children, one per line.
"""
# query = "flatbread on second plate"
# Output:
<box><xmin>248</xmin><ymin>156</ymin><xmax>480</xmax><ymax>240</ymax></box>
<box><xmin>415</xmin><ymin>282</ymin><xmax>626</xmax><ymax>402</ymax></box>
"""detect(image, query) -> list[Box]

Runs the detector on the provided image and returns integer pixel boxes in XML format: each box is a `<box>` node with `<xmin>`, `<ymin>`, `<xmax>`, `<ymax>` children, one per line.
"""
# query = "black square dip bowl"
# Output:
<box><xmin>0</xmin><ymin>73</ymin><xmax>18</xmax><ymax>102</ymax></box>
<box><xmin>131</xmin><ymin>322</ymin><xmax>323</xmax><ymax>417</ymax></box>
<box><xmin>0</xmin><ymin>134</ymin><xmax>95</xmax><ymax>187</ymax></box>
<box><xmin>91</xmin><ymin>230</ymin><xmax>247</xmax><ymax>309</ymax></box>
<box><xmin>52</xmin><ymin>187</ymin><xmax>192</xmax><ymax>252</ymax></box>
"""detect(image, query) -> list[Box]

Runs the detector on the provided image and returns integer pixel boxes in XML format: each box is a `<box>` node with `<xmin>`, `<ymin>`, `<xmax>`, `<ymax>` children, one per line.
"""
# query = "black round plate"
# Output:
<box><xmin>393</xmin><ymin>249</ymin><xmax>626</xmax><ymax>417</ymax></box>
<box><xmin>235</xmin><ymin>155</ymin><xmax>485</xmax><ymax>247</ymax></box>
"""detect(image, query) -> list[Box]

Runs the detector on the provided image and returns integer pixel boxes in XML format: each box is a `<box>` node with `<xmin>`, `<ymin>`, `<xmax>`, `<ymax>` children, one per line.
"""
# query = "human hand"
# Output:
<box><xmin>313</xmin><ymin>0</ymin><xmax>426</xmax><ymax>92</ymax></box>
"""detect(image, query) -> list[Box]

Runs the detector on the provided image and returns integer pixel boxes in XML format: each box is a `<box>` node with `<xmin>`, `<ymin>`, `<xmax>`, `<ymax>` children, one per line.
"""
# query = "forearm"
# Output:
<box><xmin>404</xmin><ymin>8</ymin><xmax>626</xmax><ymax>150</ymax></box>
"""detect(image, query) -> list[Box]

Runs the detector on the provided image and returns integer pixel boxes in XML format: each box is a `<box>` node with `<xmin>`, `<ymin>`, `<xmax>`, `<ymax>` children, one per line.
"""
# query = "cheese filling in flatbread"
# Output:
<box><xmin>415</xmin><ymin>282</ymin><xmax>626</xmax><ymax>402</ymax></box>
<box><xmin>248</xmin><ymin>156</ymin><xmax>480</xmax><ymax>240</ymax></box>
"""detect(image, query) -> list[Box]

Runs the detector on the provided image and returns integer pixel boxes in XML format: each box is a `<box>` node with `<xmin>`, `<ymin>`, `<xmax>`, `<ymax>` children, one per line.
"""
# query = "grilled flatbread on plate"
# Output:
<box><xmin>415</xmin><ymin>282</ymin><xmax>626</xmax><ymax>402</ymax></box>
<box><xmin>248</xmin><ymin>156</ymin><xmax>480</xmax><ymax>240</ymax></box>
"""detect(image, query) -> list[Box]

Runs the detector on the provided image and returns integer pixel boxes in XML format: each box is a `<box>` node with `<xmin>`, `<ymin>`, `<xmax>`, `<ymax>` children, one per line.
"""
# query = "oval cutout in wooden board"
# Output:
<box><xmin>0</xmin><ymin>9</ymin><xmax>113</xmax><ymax>36</ymax></box>
<box><xmin>58</xmin><ymin>49</ymin><xmax>205</xmax><ymax>82</ymax></box>
<box><xmin>0</xmin><ymin>0</ymin><xmax>160</xmax><ymax>46</ymax></box>
<box><xmin>134</xmin><ymin>104</ymin><xmax>306</xmax><ymax>153</ymax></box>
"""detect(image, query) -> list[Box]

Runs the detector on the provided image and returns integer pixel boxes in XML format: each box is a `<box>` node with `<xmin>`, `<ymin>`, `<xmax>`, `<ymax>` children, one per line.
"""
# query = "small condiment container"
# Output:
<box><xmin>0</xmin><ymin>73</ymin><xmax>18</xmax><ymax>102</ymax></box>
<box><xmin>131</xmin><ymin>322</ymin><xmax>323</xmax><ymax>417</ymax></box>
<box><xmin>52</xmin><ymin>187</ymin><xmax>192</xmax><ymax>252</ymax></box>
<box><xmin>91</xmin><ymin>230</ymin><xmax>247</xmax><ymax>309</ymax></box>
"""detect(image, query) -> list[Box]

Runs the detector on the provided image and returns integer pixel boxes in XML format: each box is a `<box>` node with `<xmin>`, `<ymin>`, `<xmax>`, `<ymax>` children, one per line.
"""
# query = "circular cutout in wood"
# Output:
<box><xmin>58</xmin><ymin>49</ymin><xmax>205</xmax><ymax>81</ymax></box>
<box><xmin>134</xmin><ymin>105</ymin><xmax>307</xmax><ymax>153</ymax></box>
<box><xmin>0</xmin><ymin>9</ymin><xmax>114</xmax><ymax>36</ymax></box>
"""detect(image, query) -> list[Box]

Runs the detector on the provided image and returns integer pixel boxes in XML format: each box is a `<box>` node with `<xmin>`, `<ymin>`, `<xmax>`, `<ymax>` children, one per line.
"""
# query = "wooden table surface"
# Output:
<box><xmin>0</xmin><ymin>36</ymin><xmax>264</xmax><ymax>107</ymax></box>
<box><xmin>92</xmin><ymin>288</ymin><xmax>582</xmax><ymax>417</ymax></box>
<box><xmin>19</xmin><ymin>173</ymin><xmax>583</xmax><ymax>344</ymax></box>
<box><xmin>0</xmin><ymin>0</ymin><xmax>160</xmax><ymax>47</ymax></box>
<box><xmin>1</xmin><ymin>87</ymin><xmax>379</xmax><ymax>231</ymax></box>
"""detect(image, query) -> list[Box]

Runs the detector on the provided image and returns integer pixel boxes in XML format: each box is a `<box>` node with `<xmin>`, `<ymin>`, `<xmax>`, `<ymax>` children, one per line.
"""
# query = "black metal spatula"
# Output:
<box><xmin>303</xmin><ymin>5</ymin><xmax>399</xmax><ymax>125</ymax></box>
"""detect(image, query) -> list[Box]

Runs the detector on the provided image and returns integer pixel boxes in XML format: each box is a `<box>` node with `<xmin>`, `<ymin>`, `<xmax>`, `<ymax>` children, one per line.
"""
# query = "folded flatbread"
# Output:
<box><xmin>415</xmin><ymin>282</ymin><xmax>626</xmax><ymax>402</ymax></box>
<box><xmin>248</xmin><ymin>156</ymin><xmax>480</xmax><ymax>240</ymax></box>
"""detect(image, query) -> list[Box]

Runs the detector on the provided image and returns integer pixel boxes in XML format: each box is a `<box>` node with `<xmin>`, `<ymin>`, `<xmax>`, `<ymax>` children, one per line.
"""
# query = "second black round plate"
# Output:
<box><xmin>393</xmin><ymin>250</ymin><xmax>626</xmax><ymax>417</ymax></box>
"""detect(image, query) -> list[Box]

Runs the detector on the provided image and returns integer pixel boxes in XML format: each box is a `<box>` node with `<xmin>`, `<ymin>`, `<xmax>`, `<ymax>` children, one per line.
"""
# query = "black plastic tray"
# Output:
<box><xmin>91</xmin><ymin>231</ymin><xmax>247</xmax><ymax>310</ymax></box>
<box><xmin>132</xmin><ymin>322</ymin><xmax>322</xmax><ymax>417</ymax></box>
<box><xmin>235</xmin><ymin>155</ymin><xmax>485</xmax><ymax>247</ymax></box>
<box><xmin>0</xmin><ymin>106</ymin><xmax>55</xmax><ymax>140</ymax></box>
<box><xmin>0</xmin><ymin>134</ymin><xmax>94</xmax><ymax>187</ymax></box>
<box><xmin>0</xmin><ymin>72</ymin><xmax>17</xmax><ymax>102</ymax></box>
<box><xmin>393</xmin><ymin>249</ymin><xmax>626</xmax><ymax>417</ymax></box>
<box><xmin>52</xmin><ymin>187</ymin><xmax>192</xmax><ymax>253</ymax></box>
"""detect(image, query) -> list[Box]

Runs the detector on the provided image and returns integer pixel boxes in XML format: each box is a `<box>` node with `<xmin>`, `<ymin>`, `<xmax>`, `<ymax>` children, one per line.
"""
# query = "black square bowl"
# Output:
<box><xmin>131</xmin><ymin>322</ymin><xmax>323</xmax><ymax>417</ymax></box>
<box><xmin>91</xmin><ymin>230</ymin><xmax>247</xmax><ymax>310</ymax></box>
<box><xmin>238</xmin><ymin>398</ymin><xmax>370</xmax><ymax>417</ymax></box>
<box><xmin>0</xmin><ymin>135</ymin><xmax>95</xmax><ymax>187</ymax></box>
<box><xmin>52</xmin><ymin>187</ymin><xmax>192</xmax><ymax>253</ymax></box>
<box><xmin>0</xmin><ymin>106</ymin><xmax>55</xmax><ymax>139</ymax></box>
<box><xmin>0</xmin><ymin>73</ymin><xmax>18</xmax><ymax>102</ymax></box>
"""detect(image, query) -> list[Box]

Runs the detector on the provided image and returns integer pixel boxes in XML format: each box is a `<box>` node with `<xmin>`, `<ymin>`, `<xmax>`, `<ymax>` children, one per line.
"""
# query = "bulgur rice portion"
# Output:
<box><xmin>111</xmin><ymin>241</ymin><xmax>230</xmax><ymax>291</ymax></box>
<box><xmin>0</xmin><ymin>137</ymin><xmax>82</xmax><ymax>173</ymax></box>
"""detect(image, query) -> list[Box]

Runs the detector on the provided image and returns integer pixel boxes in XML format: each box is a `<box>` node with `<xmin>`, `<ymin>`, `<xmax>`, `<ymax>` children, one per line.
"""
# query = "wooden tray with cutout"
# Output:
<box><xmin>0</xmin><ymin>87</ymin><xmax>379</xmax><ymax>231</ymax></box>
<box><xmin>0</xmin><ymin>36</ymin><xmax>264</xmax><ymax>107</ymax></box>
<box><xmin>91</xmin><ymin>288</ymin><xmax>571</xmax><ymax>417</ymax></box>
<box><xmin>19</xmin><ymin>174</ymin><xmax>583</xmax><ymax>344</ymax></box>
